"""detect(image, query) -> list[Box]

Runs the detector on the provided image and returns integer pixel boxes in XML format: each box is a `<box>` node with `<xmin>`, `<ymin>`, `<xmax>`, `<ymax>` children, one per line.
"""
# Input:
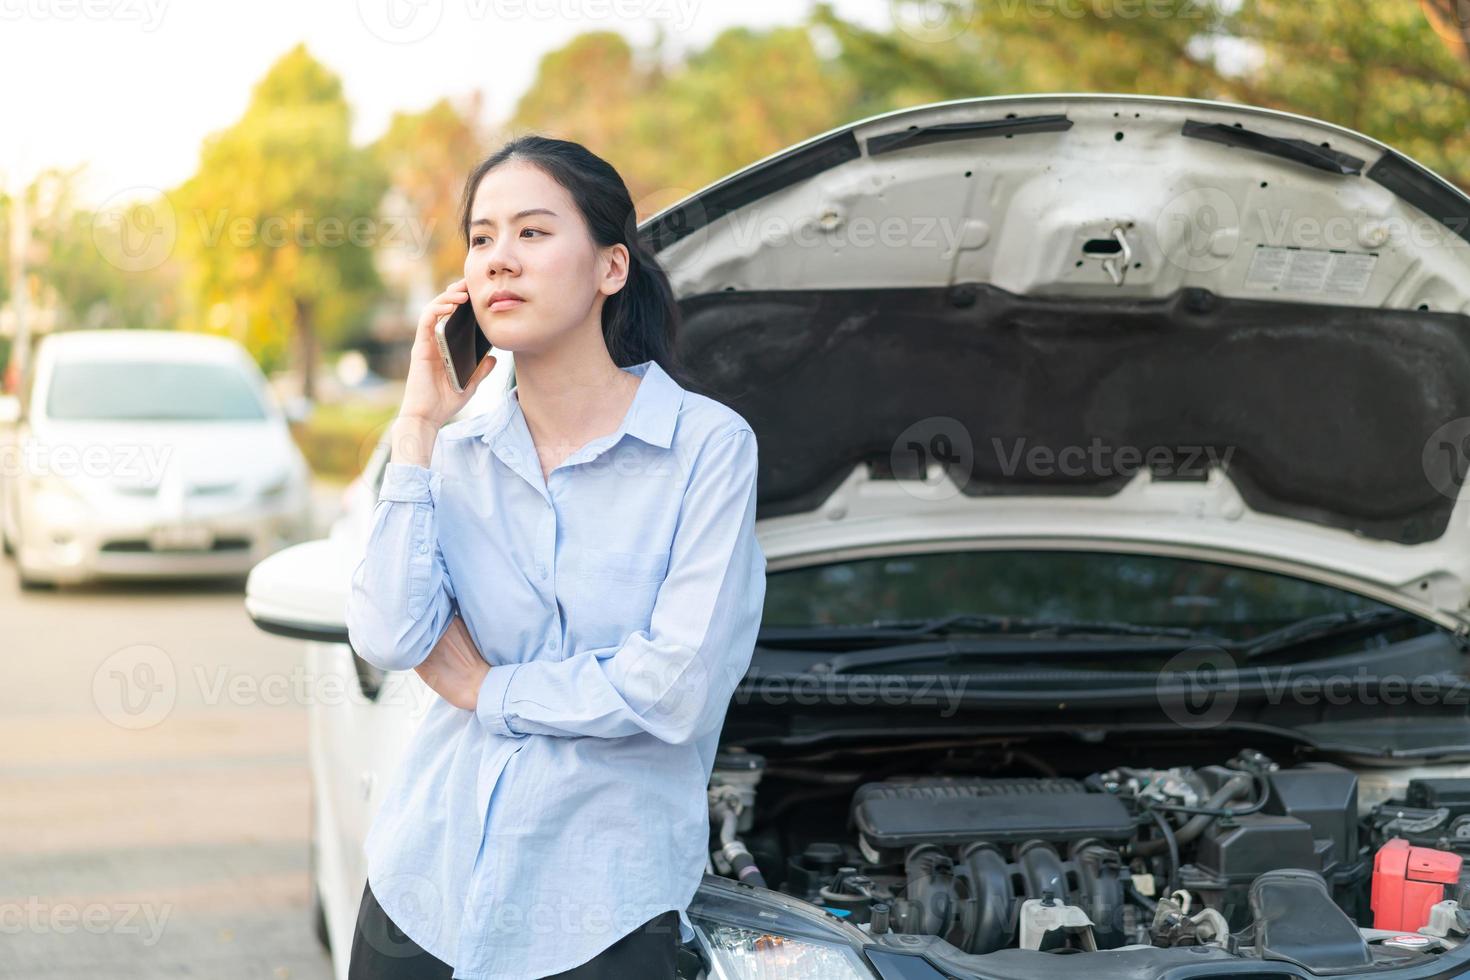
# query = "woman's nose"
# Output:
<box><xmin>480</xmin><ymin>238</ymin><xmax>520</xmax><ymax>277</ymax></box>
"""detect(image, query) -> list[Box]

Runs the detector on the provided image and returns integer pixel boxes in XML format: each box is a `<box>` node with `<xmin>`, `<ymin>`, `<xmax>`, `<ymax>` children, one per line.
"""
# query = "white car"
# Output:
<box><xmin>248</xmin><ymin>95</ymin><xmax>1470</xmax><ymax>980</ymax></box>
<box><xmin>0</xmin><ymin>329</ymin><xmax>314</xmax><ymax>588</ymax></box>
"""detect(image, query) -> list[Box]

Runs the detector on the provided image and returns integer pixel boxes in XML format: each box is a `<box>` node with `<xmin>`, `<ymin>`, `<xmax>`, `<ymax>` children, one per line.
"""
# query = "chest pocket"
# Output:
<box><xmin>570</xmin><ymin>546</ymin><xmax>669</xmax><ymax>584</ymax></box>
<box><xmin>560</xmin><ymin>546</ymin><xmax>669</xmax><ymax>646</ymax></box>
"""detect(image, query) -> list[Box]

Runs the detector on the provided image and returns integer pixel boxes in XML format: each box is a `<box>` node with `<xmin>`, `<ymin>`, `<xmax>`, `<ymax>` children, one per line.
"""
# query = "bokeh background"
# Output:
<box><xmin>3</xmin><ymin>2</ymin><xmax>1470</xmax><ymax>978</ymax></box>
<box><xmin>4</xmin><ymin>0</ymin><xmax>1468</xmax><ymax>485</ymax></box>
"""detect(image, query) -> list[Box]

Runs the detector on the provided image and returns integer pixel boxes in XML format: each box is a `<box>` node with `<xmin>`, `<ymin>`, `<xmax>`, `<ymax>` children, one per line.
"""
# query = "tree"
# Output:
<box><xmin>511</xmin><ymin>32</ymin><xmax>649</xmax><ymax>175</ymax></box>
<box><xmin>371</xmin><ymin>95</ymin><xmax>488</xmax><ymax>291</ymax></box>
<box><xmin>174</xmin><ymin>44</ymin><xmax>386</xmax><ymax>393</ymax></box>
<box><xmin>628</xmin><ymin>25</ymin><xmax>860</xmax><ymax>199</ymax></box>
<box><xmin>819</xmin><ymin>0</ymin><xmax>1470</xmax><ymax>191</ymax></box>
<box><xmin>28</xmin><ymin>168</ymin><xmax>179</xmax><ymax>331</ymax></box>
<box><xmin>1422</xmin><ymin>0</ymin><xmax>1470</xmax><ymax>65</ymax></box>
<box><xmin>509</xmin><ymin>26</ymin><xmax>860</xmax><ymax>217</ymax></box>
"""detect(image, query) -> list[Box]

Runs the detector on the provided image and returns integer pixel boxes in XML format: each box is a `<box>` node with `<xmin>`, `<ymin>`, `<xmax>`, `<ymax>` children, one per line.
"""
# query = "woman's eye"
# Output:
<box><xmin>521</xmin><ymin>228</ymin><xmax>544</xmax><ymax>238</ymax></box>
<box><xmin>471</xmin><ymin>235</ymin><xmax>490</xmax><ymax>246</ymax></box>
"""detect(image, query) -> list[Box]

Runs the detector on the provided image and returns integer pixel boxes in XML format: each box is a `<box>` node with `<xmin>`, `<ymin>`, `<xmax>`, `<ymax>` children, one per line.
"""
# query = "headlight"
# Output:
<box><xmin>28</xmin><ymin>472</ymin><xmax>87</xmax><ymax>505</ymax></box>
<box><xmin>259</xmin><ymin>475</ymin><xmax>288</xmax><ymax>499</ymax></box>
<box><xmin>694</xmin><ymin>919</ymin><xmax>875</xmax><ymax>979</ymax></box>
<box><xmin>260</xmin><ymin>463</ymin><xmax>303</xmax><ymax>501</ymax></box>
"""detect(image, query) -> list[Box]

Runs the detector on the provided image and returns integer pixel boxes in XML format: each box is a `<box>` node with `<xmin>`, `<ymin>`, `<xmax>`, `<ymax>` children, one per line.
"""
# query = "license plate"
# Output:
<box><xmin>149</xmin><ymin>524</ymin><xmax>213</xmax><ymax>551</ymax></box>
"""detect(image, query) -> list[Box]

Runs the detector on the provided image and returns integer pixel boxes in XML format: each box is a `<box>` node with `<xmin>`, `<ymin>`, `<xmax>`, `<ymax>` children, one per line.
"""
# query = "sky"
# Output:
<box><xmin>0</xmin><ymin>0</ymin><xmax>890</xmax><ymax>207</ymax></box>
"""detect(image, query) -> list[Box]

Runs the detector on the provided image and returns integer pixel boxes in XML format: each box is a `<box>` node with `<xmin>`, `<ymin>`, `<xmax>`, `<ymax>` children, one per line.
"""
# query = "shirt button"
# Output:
<box><xmin>549</xmin><ymin>637</ymin><xmax>559</xmax><ymax>651</ymax></box>
<box><xmin>537</xmin><ymin>565</ymin><xmax>547</xmax><ymax>580</ymax></box>
<box><xmin>418</xmin><ymin>543</ymin><xmax>428</xmax><ymax>555</ymax></box>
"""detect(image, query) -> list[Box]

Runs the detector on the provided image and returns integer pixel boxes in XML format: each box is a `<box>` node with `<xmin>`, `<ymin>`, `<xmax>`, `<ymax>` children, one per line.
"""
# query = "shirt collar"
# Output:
<box><xmin>449</xmin><ymin>358</ymin><xmax>684</xmax><ymax>455</ymax></box>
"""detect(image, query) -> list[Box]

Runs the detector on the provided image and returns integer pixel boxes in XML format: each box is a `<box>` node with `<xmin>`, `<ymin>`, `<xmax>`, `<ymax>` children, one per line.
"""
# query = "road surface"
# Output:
<box><xmin>0</xmin><ymin>483</ymin><xmax>346</xmax><ymax>979</ymax></box>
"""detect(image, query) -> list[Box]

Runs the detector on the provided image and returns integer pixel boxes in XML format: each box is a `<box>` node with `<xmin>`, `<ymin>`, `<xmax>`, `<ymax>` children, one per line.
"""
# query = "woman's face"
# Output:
<box><xmin>463</xmin><ymin>160</ymin><xmax>626</xmax><ymax>355</ymax></box>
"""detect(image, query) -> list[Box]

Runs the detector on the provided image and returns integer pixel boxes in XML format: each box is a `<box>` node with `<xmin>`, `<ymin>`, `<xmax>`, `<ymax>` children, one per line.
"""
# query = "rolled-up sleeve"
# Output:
<box><xmin>345</xmin><ymin>444</ymin><xmax>458</xmax><ymax>673</ymax></box>
<box><xmin>476</xmin><ymin>426</ymin><xmax>765</xmax><ymax>744</ymax></box>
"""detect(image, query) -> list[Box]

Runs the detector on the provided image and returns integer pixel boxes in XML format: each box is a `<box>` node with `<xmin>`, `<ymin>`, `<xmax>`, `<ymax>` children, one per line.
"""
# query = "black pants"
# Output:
<box><xmin>347</xmin><ymin>879</ymin><xmax>679</xmax><ymax>979</ymax></box>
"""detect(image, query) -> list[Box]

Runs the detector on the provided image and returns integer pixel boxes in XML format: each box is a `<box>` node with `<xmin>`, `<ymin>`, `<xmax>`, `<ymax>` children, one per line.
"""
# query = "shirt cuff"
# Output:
<box><xmin>379</xmin><ymin>462</ymin><xmax>442</xmax><ymax>504</ymax></box>
<box><xmin>475</xmin><ymin>662</ymin><xmax>524</xmax><ymax>737</ymax></box>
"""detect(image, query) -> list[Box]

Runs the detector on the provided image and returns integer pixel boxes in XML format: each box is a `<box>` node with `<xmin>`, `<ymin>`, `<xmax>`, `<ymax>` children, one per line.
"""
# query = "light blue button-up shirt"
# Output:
<box><xmin>344</xmin><ymin>359</ymin><xmax>766</xmax><ymax>979</ymax></box>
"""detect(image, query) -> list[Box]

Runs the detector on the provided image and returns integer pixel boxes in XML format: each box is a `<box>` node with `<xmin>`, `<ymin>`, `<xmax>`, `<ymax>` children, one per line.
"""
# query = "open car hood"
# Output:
<box><xmin>637</xmin><ymin>94</ymin><xmax>1470</xmax><ymax>632</ymax></box>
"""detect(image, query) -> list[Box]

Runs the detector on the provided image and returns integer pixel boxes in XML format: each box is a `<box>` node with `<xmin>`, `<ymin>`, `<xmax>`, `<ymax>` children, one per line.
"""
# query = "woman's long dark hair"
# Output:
<box><xmin>458</xmin><ymin>135</ymin><xmax>703</xmax><ymax>393</ymax></box>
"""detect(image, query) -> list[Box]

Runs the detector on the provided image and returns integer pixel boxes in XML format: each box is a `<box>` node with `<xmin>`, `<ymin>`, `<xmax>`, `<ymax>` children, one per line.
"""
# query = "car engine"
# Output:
<box><xmin>706</xmin><ymin>745</ymin><xmax>1470</xmax><ymax>964</ymax></box>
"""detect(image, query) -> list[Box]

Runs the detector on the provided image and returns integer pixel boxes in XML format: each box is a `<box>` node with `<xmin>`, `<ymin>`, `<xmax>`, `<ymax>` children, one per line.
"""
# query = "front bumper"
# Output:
<box><xmin>689</xmin><ymin>876</ymin><xmax>1470</xmax><ymax>980</ymax></box>
<box><xmin>18</xmin><ymin>490</ymin><xmax>311</xmax><ymax>584</ymax></box>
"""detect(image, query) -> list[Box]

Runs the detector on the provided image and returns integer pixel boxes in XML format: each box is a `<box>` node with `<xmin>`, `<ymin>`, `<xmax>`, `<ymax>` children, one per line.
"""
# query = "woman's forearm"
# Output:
<box><xmin>344</xmin><ymin>421</ymin><xmax>458</xmax><ymax>673</ymax></box>
<box><xmin>415</xmin><ymin>614</ymin><xmax>491</xmax><ymax>711</ymax></box>
<box><xmin>390</xmin><ymin>415</ymin><xmax>441</xmax><ymax>468</ymax></box>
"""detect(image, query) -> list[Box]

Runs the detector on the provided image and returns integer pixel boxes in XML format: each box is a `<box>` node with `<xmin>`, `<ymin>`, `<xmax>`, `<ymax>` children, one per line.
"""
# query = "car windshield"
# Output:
<box><xmin>761</xmin><ymin>550</ymin><xmax>1408</xmax><ymax>644</ymax></box>
<box><xmin>46</xmin><ymin>360</ymin><xmax>268</xmax><ymax>422</ymax></box>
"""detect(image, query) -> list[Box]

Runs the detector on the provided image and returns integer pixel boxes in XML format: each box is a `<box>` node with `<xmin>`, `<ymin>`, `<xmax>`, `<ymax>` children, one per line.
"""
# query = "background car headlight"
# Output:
<box><xmin>28</xmin><ymin>473</ymin><xmax>88</xmax><ymax>508</ymax></box>
<box><xmin>694</xmin><ymin>919</ymin><xmax>875</xmax><ymax>979</ymax></box>
<box><xmin>258</xmin><ymin>473</ymin><xmax>288</xmax><ymax>500</ymax></box>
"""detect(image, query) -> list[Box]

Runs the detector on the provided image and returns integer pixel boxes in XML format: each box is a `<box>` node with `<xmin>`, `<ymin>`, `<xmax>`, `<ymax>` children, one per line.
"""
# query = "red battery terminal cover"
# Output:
<box><xmin>1371</xmin><ymin>837</ymin><xmax>1463</xmax><ymax>931</ymax></box>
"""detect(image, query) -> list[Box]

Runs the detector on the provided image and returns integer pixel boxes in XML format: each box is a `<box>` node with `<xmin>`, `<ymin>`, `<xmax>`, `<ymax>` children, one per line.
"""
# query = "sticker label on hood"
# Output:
<box><xmin>1244</xmin><ymin>245</ymin><xmax>1378</xmax><ymax>296</ymax></box>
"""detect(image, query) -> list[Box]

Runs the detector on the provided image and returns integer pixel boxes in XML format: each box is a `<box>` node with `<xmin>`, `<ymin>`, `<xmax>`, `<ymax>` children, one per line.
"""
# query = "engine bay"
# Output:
<box><xmin>705</xmin><ymin>738</ymin><xmax>1470</xmax><ymax>969</ymax></box>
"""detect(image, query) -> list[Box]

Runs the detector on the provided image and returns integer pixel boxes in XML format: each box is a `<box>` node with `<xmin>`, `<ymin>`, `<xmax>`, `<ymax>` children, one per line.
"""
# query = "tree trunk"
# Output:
<box><xmin>295</xmin><ymin>297</ymin><xmax>317</xmax><ymax>401</ymax></box>
<box><xmin>1424</xmin><ymin>0</ymin><xmax>1470</xmax><ymax>65</ymax></box>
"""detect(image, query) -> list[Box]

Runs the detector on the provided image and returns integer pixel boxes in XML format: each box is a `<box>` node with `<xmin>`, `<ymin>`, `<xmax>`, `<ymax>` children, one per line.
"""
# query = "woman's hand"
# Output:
<box><xmin>415</xmin><ymin>614</ymin><xmax>491</xmax><ymax>712</ymax></box>
<box><xmin>398</xmin><ymin>278</ymin><xmax>498</xmax><ymax>429</ymax></box>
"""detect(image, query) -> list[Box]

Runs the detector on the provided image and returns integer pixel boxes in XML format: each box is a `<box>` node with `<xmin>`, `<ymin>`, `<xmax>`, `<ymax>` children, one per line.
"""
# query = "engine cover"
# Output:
<box><xmin>851</xmin><ymin>777</ymin><xmax>1136</xmax><ymax>853</ymax></box>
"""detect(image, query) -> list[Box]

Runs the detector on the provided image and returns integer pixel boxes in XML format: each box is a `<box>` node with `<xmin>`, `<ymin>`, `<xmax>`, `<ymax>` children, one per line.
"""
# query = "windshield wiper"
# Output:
<box><xmin>758</xmin><ymin>613</ymin><xmax>1221</xmax><ymax>649</ymax></box>
<box><xmin>1240</xmin><ymin>608</ymin><xmax>1426</xmax><ymax>660</ymax></box>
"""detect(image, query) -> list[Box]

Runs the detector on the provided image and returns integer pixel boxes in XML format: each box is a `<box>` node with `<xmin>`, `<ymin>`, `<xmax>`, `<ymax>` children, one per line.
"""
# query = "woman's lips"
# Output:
<box><xmin>488</xmin><ymin>298</ymin><xmax>525</xmax><ymax>312</ymax></box>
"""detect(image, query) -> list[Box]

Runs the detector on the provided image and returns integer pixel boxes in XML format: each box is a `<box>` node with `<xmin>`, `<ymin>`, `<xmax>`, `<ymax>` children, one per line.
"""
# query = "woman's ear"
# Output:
<box><xmin>598</xmin><ymin>242</ymin><xmax>631</xmax><ymax>297</ymax></box>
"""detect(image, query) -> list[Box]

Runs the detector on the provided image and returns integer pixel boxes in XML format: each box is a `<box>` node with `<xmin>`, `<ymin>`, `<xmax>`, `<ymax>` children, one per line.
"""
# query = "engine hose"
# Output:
<box><xmin>716</xmin><ymin>804</ymin><xmax>767</xmax><ymax>887</ymax></box>
<box><xmin>722</xmin><ymin>841</ymin><xmax>766</xmax><ymax>887</ymax></box>
<box><xmin>1145</xmin><ymin>808</ymin><xmax>1181</xmax><ymax>895</ymax></box>
<box><xmin>1131</xmin><ymin>772</ymin><xmax>1252</xmax><ymax>857</ymax></box>
<box><xmin>1127</xmin><ymin>882</ymin><xmax>1159</xmax><ymax>914</ymax></box>
<box><xmin>1143</xmin><ymin>770</ymin><xmax>1271</xmax><ymax>817</ymax></box>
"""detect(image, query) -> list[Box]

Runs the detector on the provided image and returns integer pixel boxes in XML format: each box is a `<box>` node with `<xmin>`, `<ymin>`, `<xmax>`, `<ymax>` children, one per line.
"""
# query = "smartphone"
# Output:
<box><xmin>433</xmin><ymin>300</ymin><xmax>491</xmax><ymax>394</ymax></box>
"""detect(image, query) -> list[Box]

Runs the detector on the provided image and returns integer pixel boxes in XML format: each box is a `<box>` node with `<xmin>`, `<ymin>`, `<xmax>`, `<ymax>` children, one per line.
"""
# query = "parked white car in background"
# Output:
<box><xmin>0</xmin><ymin>329</ymin><xmax>314</xmax><ymax>588</ymax></box>
<box><xmin>249</xmin><ymin>95</ymin><xmax>1470</xmax><ymax>980</ymax></box>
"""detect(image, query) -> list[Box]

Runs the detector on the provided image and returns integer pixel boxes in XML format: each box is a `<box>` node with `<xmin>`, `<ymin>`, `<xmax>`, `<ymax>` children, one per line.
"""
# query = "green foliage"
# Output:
<box><xmin>371</xmin><ymin>95</ymin><xmax>487</xmax><ymax>290</ymax></box>
<box><xmin>173</xmin><ymin>44</ymin><xmax>388</xmax><ymax>384</ymax></box>
<box><xmin>844</xmin><ymin>0</ymin><xmax>1470</xmax><ymax>190</ymax></box>
<box><xmin>4</xmin><ymin>8</ymin><xmax>1467</xmax><ymax>395</ymax></box>
<box><xmin>508</xmin><ymin>26</ymin><xmax>862</xmax><ymax>213</ymax></box>
<box><xmin>289</xmin><ymin>399</ymin><xmax>398</xmax><ymax>481</ymax></box>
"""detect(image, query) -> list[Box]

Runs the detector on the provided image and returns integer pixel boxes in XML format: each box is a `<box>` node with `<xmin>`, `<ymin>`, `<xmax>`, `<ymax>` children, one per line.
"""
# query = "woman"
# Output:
<box><xmin>343</xmin><ymin>136</ymin><xmax>767</xmax><ymax>979</ymax></box>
